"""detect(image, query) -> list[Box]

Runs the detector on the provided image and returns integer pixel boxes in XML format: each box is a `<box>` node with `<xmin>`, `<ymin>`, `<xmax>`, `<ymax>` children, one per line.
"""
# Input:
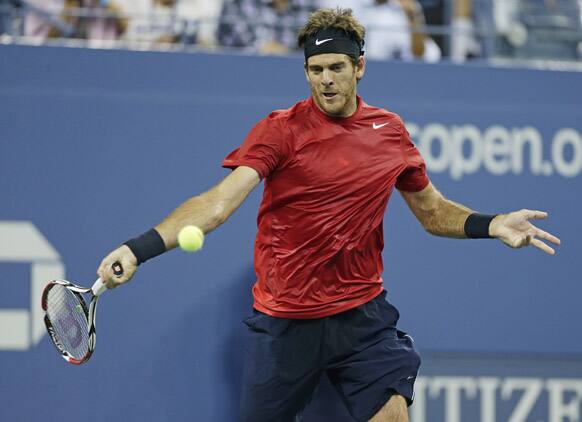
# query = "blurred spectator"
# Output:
<box><xmin>0</xmin><ymin>1</ymin><xmax>5</xmax><ymax>35</ymax></box>
<box><xmin>487</xmin><ymin>0</ymin><xmax>582</xmax><ymax>60</ymax></box>
<box><xmin>117</xmin><ymin>0</ymin><xmax>223</xmax><ymax>47</ymax></box>
<box><xmin>417</xmin><ymin>0</ymin><xmax>445</xmax><ymax>51</ymax></box>
<box><xmin>0</xmin><ymin>0</ymin><xmax>20</xmax><ymax>36</ymax></box>
<box><xmin>218</xmin><ymin>0</ymin><xmax>318</xmax><ymax>55</ymax></box>
<box><xmin>22</xmin><ymin>0</ymin><xmax>65</xmax><ymax>40</ymax></box>
<box><xmin>357</xmin><ymin>0</ymin><xmax>441</xmax><ymax>61</ymax></box>
<box><xmin>450</xmin><ymin>0</ymin><xmax>481</xmax><ymax>62</ymax></box>
<box><xmin>319</xmin><ymin>0</ymin><xmax>362</xmax><ymax>14</ymax></box>
<box><xmin>174</xmin><ymin>0</ymin><xmax>223</xmax><ymax>47</ymax></box>
<box><xmin>117</xmin><ymin>0</ymin><xmax>176</xmax><ymax>44</ymax></box>
<box><xmin>65</xmin><ymin>0</ymin><xmax>127</xmax><ymax>47</ymax></box>
<box><xmin>401</xmin><ymin>0</ymin><xmax>442</xmax><ymax>59</ymax></box>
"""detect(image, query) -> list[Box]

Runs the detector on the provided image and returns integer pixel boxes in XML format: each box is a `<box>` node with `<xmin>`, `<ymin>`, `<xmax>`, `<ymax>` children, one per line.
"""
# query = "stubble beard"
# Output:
<box><xmin>312</xmin><ymin>86</ymin><xmax>357</xmax><ymax>117</ymax></box>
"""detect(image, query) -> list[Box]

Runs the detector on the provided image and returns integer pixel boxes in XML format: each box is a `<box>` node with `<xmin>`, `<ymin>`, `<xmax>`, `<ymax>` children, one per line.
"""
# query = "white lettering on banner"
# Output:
<box><xmin>547</xmin><ymin>379</ymin><xmax>582</xmax><ymax>422</ymax></box>
<box><xmin>512</xmin><ymin>127</ymin><xmax>544</xmax><ymax>175</ymax></box>
<box><xmin>478</xmin><ymin>377</ymin><xmax>500</xmax><ymax>422</ymax></box>
<box><xmin>411</xmin><ymin>376</ymin><xmax>582</xmax><ymax>422</ymax></box>
<box><xmin>552</xmin><ymin>129</ymin><xmax>582</xmax><ymax>178</ymax></box>
<box><xmin>501</xmin><ymin>377</ymin><xmax>544</xmax><ymax>422</ymax></box>
<box><xmin>410</xmin><ymin>377</ymin><xmax>428</xmax><ymax>422</ymax></box>
<box><xmin>0</xmin><ymin>221</ymin><xmax>64</xmax><ymax>350</ymax></box>
<box><xmin>406</xmin><ymin>123</ymin><xmax>582</xmax><ymax>180</ymax></box>
<box><xmin>482</xmin><ymin>127</ymin><xmax>511</xmax><ymax>176</ymax></box>
<box><xmin>450</xmin><ymin>125</ymin><xmax>483</xmax><ymax>180</ymax></box>
<box><xmin>429</xmin><ymin>376</ymin><xmax>478</xmax><ymax>422</ymax></box>
<box><xmin>408</xmin><ymin>123</ymin><xmax>449</xmax><ymax>173</ymax></box>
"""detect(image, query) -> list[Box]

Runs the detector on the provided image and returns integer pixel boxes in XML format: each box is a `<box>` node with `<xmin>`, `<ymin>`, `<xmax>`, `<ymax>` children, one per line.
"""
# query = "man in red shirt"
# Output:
<box><xmin>98</xmin><ymin>8</ymin><xmax>560</xmax><ymax>422</ymax></box>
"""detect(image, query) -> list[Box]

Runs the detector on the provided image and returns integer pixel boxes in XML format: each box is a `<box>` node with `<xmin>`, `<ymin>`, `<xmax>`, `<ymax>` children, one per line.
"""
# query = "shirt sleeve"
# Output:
<box><xmin>395</xmin><ymin>118</ymin><xmax>430</xmax><ymax>192</ymax></box>
<box><xmin>222</xmin><ymin>113</ymin><xmax>287</xmax><ymax>179</ymax></box>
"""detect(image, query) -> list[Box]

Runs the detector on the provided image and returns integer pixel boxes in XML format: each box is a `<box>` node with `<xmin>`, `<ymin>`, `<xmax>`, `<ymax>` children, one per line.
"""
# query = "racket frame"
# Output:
<box><xmin>41</xmin><ymin>279</ymin><xmax>99</xmax><ymax>365</ymax></box>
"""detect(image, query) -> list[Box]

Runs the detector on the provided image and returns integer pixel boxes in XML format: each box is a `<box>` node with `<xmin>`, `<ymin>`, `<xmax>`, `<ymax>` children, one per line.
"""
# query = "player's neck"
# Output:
<box><xmin>340</xmin><ymin>96</ymin><xmax>358</xmax><ymax>118</ymax></box>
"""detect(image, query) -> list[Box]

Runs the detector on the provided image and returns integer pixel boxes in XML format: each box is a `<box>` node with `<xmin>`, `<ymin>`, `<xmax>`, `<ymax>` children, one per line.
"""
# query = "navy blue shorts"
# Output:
<box><xmin>239</xmin><ymin>291</ymin><xmax>421</xmax><ymax>422</ymax></box>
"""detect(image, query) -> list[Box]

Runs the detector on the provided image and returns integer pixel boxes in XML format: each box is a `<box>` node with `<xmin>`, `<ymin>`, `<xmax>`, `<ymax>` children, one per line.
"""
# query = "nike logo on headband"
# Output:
<box><xmin>315</xmin><ymin>38</ymin><xmax>333</xmax><ymax>46</ymax></box>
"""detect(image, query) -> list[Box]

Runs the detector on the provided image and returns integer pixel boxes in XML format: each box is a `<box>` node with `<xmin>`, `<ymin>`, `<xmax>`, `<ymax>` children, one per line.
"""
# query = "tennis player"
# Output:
<box><xmin>98</xmin><ymin>8</ymin><xmax>561</xmax><ymax>422</ymax></box>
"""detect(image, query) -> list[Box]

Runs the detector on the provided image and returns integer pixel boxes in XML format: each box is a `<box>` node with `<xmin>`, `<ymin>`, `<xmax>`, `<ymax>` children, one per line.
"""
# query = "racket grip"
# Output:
<box><xmin>91</xmin><ymin>278</ymin><xmax>108</xmax><ymax>296</ymax></box>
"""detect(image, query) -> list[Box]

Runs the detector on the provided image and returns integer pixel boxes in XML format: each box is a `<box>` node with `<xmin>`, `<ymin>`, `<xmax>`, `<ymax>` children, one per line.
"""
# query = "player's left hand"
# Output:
<box><xmin>489</xmin><ymin>209</ymin><xmax>561</xmax><ymax>254</ymax></box>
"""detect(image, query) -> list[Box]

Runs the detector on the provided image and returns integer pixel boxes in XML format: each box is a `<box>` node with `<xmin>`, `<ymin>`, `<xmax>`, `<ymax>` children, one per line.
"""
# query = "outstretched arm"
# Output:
<box><xmin>97</xmin><ymin>166</ymin><xmax>260</xmax><ymax>287</ymax></box>
<box><xmin>399</xmin><ymin>182</ymin><xmax>561</xmax><ymax>254</ymax></box>
<box><xmin>156</xmin><ymin>165</ymin><xmax>260</xmax><ymax>249</ymax></box>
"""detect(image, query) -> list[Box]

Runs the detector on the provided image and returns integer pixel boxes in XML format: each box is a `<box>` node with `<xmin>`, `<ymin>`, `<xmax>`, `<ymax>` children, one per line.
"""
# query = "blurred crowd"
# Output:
<box><xmin>0</xmin><ymin>0</ymin><xmax>581</xmax><ymax>62</ymax></box>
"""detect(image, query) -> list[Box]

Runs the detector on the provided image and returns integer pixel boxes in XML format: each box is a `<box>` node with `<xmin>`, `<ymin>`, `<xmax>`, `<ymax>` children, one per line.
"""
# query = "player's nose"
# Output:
<box><xmin>321</xmin><ymin>70</ymin><xmax>334</xmax><ymax>86</ymax></box>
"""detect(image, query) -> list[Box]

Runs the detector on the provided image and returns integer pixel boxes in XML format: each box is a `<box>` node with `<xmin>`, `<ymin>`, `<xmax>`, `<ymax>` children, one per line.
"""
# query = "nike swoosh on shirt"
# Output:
<box><xmin>373</xmin><ymin>122</ymin><xmax>389</xmax><ymax>129</ymax></box>
<box><xmin>315</xmin><ymin>38</ymin><xmax>333</xmax><ymax>46</ymax></box>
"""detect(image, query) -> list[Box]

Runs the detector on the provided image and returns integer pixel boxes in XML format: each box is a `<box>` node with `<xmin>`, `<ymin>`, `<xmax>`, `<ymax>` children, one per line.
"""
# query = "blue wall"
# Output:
<box><xmin>1</xmin><ymin>45</ymin><xmax>581</xmax><ymax>421</ymax></box>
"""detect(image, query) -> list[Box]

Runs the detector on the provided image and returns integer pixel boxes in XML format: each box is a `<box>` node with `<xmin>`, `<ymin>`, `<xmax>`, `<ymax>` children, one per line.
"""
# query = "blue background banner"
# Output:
<box><xmin>1</xmin><ymin>45</ymin><xmax>580</xmax><ymax>421</ymax></box>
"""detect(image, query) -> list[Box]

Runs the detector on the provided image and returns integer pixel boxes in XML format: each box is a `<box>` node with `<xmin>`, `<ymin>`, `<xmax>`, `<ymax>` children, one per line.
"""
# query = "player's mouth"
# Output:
<box><xmin>322</xmin><ymin>92</ymin><xmax>338</xmax><ymax>100</ymax></box>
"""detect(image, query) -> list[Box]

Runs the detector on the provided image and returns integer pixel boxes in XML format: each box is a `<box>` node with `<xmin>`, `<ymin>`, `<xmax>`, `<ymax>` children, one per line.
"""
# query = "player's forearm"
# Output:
<box><xmin>155</xmin><ymin>168</ymin><xmax>259</xmax><ymax>250</ymax></box>
<box><xmin>155</xmin><ymin>189</ymin><xmax>231</xmax><ymax>250</ymax></box>
<box><xmin>422</xmin><ymin>198</ymin><xmax>473</xmax><ymax>238</ymax></box>
<box><xmin>401</xmin><ymin>183</ymin><xmax>475</xmax><ymax>238</ymax></box>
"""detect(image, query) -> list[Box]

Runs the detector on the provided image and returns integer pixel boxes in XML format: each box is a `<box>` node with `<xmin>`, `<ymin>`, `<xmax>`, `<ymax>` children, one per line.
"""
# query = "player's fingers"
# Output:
<box><xmin>106</xmin><ymin>260</ymin><xmax>135</xmax><ymax>289</ymax></box>
<box><xmin>105</xmin><ymin>273</ymin><xmax>123</xmax><ymax>289</ymax></box>
<box><xmin>520</xmin><ymin>234</ymin><xmax>533</xmax><ymax>248</ymax></box>
<box><xmin>100</xmin><ymin>259</ymin><xmax>121</xmax><ymax>288</ymax></box>
<box><xmin>98</xmin><ymin>246</ymin><xmax>138</xmax><ymax>289</ymax></box>
<box><xmin>102</xmin><ymin>264</ymin><xmax>117</xmax><ymax>288</ymax></box>
<box><xmin>533</xmin><ymin>227</ymin><xmax>561</xmax><ymax>245</ymax></box>
<box><xmin>521</xmin><ymin>209</ymin><xmax>548</xmax><ymax>220</ymax></box>
<box><xmin>530</xmin><ymin>238</ymin><xmax>555</xmax><ymax>255</ymax></box>
<box><xmin>97</xmin><ymin>261</ymin><xmax>109</xmax><ymax>282</ymax></box>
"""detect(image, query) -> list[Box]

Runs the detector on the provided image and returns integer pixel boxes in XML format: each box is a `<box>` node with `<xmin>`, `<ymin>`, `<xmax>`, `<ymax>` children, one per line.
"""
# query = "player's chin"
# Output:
<box><xmin>322</xmin><ymin>103</ymin><xmax>345</xmax><ymax>116</ymax></box>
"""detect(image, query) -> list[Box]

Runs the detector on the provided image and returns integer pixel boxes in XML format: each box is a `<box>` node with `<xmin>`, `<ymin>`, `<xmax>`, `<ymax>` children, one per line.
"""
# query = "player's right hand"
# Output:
<box><xmin>97</xmin><ymin>245</ymin><xmax>138</xmax><ymax>289</ymax></box>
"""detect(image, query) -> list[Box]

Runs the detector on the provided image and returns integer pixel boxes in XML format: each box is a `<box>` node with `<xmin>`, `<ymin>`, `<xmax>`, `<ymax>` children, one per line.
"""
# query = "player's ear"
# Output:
<box><xmin>304</xmin><ymin>61</ymin><xmax>310</xmax><ymax>82</ymax></box>
<box><xmin>356</xmin><ymin>56</ymin><xmax>365</xmax><ymax>81</ymax></box>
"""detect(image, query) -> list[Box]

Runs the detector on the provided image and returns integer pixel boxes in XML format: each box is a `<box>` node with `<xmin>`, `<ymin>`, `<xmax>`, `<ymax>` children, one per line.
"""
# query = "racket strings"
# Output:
<box><xmin>45</xmin><ymin>285</ymin><xmax>90</xmax><ymax>360</ymax></box>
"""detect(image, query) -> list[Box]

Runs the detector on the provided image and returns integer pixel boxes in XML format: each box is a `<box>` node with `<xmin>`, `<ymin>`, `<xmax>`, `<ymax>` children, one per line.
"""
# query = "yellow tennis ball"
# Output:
<box><xmin>178</xmin><ymin>225</ymin><xmax>204</xmax><ymax>252</ymax></box>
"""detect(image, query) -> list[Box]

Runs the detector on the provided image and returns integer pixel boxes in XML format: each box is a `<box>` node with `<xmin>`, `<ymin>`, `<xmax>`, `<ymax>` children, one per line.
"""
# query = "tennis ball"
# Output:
<box><xmin>178</xmin><ymin>225</ymin><xmax>204</xmax><ymax>252</ymax></box>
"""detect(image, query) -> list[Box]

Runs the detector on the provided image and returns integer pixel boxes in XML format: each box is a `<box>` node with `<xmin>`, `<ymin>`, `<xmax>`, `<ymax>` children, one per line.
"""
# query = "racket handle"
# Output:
<box><xmin>91</xmin><ymin>278</ymin><xmax>108</xmax><ymax>296</ymax></box>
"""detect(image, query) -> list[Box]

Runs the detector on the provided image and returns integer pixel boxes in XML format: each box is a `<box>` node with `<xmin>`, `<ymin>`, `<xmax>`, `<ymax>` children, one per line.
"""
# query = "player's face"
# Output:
<box><xmin>305</xmin><ymin>53</ymin><xmax>365</xmax><ymax>118</ymax></box>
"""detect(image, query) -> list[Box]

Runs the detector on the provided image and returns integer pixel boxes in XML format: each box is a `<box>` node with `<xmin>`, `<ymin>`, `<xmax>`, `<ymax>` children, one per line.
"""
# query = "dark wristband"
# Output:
<box><xmin>124</xmin><ymin>228</ymin><xmax>166</xmax><ymax>265</ymax></box>
<box><xmin>464</xmin><ymin>213</ymin><xmax>497</xmax><ymax>239</ymax></box>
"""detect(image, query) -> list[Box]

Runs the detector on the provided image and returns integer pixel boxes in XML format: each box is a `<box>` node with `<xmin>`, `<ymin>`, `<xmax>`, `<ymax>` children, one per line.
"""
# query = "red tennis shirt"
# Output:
<box><xmin>223</xmin><ymin>96</ymin><xmax>429</xmax><ymax>319</ymax></box>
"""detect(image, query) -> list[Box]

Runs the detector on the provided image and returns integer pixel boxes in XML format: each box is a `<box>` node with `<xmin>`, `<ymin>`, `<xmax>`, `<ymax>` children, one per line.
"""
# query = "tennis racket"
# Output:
<box><xmin>41</xmin><ymin>262</ymin><xmax>123</xmax><ymax>365</ymax></box>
